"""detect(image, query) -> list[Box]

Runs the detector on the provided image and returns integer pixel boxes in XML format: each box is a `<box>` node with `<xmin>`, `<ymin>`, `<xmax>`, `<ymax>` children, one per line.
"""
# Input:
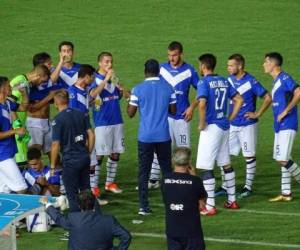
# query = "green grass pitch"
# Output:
<box><xmin>1</xmin><ymin>0</ymin><xmax>300</xmax><ymax>249</ymax></box>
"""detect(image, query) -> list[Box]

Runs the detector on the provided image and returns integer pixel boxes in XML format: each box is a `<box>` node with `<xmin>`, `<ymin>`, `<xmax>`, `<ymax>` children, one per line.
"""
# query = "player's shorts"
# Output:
<box><xmin>95</xmin><ymin>124</ymin><xmax>125</xmax><ymax>155</ymax></box>
<box><xmin>229</xmin><ymin>123</ymin><xmax>257</xmax><ymax>157</ymax></box>
<box><xmin>273</xmin><ymin>129</ymin><xmax>296</xmax><ymax>161</ymax></box>
<box><xmin>0</xmin><ymin>158</ymin><xmax>27</xmax><ymax>193</ymax></box>
<box><xmin>168</xmin><ymin>117</ymin><xmax>190</xmax><ymax>147</ymax></box>
<box><xmin>90</xmin><ymin>147</ymin><xmax>97</xmax><ymax>167</ymax></box>
<box><xmin>196</xmin><ymin>124</ymin><xmax>230</xmax><ymax>170</ymax></box>
<box><xmin>26</xmin><ymin>117</ymin><xmax>52</xmax><ymax>153</ymax></box>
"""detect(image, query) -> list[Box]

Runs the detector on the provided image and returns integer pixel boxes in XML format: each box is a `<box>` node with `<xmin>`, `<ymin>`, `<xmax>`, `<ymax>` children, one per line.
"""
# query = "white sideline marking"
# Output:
<box><xmin>132</xmin><ymin>232</ymin><xmax>300</xmax><ymax>249</ymax></box>
<box><xmin>111</xmin><ymin>199</ymin><xmax>300</xmax><ymax>217</ymax></box>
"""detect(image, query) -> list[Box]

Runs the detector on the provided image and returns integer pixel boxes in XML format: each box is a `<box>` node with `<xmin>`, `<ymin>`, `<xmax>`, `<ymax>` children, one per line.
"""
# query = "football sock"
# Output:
<box><xmin>220</xmin><ymin>167</ymin><xmax>226</xmax><ymax>190</ymax></box>
<box><xmin>106</xmin><ymin>158</ymin><xmax>118</xmax><ymax>184</ymax></box>
<box><xmin>281</xmin><ymin>166</ymin><xmax>291</xmax><ymax>195</ymax></box>
<box><xmin>202</xmin><ymin>171</ymin><xmax>215</xmax><ymax>209</ymax></box>
<box><xmin>285</xmin><ymin>160</ymin><xmax>300</xmax><ymax>184</ymax></box>
<box><xmin>90</xmin><ymin>168</ymin><xmax>96</xmax><ymax>188</ymax></box>
<box><xmin>94</xmin><ymin>164</ymin><xmax>100</xmax><ymax>187</ymax></box>
<box><xmin>149</xmin><ymin>153</ymin><xmax>160</xmax><ymax>181</ymax></box>
<box><xmin>224</xmin><ymin>167</ymin><xmax>236</xmax><ymax>203</ymax></box>
<box><xmin>245</xmin><ymin>157</ymin><xmax>256</xmax><ymax>191</ymax></box>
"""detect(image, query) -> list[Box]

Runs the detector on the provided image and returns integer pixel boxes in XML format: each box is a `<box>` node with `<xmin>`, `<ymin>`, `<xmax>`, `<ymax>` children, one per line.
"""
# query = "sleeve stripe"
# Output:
<box><xmin>129</xmin><ymin>102</ymin><xmax>138</xmax><ymax>106</ymax></box>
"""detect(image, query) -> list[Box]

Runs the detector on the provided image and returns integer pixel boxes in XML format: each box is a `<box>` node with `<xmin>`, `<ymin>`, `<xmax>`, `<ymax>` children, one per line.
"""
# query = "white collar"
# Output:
<box><xmin>145</xmin><ymin>77</ymin><xmax>160</xmax><ymax>81</ymax></box>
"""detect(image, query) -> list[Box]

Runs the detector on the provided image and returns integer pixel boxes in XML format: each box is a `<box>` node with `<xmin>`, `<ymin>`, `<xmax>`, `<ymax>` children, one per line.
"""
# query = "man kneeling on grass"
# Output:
<box><xmin>40</xmin><ymin>190</ymin><xmax>131</xmax><ymax>250</ymax></box>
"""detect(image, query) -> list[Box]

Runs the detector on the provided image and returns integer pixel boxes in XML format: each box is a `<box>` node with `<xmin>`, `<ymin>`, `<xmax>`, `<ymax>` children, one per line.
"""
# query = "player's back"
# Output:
<box><xmin>68</xmin><ymin>84</ymin><xmax>89</xmax><ymax>115</ymax></box>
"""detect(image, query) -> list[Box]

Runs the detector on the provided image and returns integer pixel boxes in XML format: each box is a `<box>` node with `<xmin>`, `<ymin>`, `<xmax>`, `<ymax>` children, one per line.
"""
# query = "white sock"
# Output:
<box><xmin>94</xmin><ymin>164</ymin><xmax>100</xmax><ymax>187</ymax></box>
<box><xmin>106</xmin><ymin>158</ymin><xmax>118</xmax><ymax>184</ymax></box>
<box><xmin>59</xmin><ymin>175</ymin><xmax>65</xmax><ymax>194</ymax></box>
<box><xmin>281</xmin><ymin>166</ymin><xmax>291</xmax><ymax>195</ymax></box>
<box><xmin>150</xmin><ymin>153</ymin><xmax>160</xmax><ymax>181</ymax></box>
<box><xmin>90</xmin><ymin>168</ymin><xmax>96</xmax><ymax>188</ymax></box>
<box><xmin>286</xmin><ymin>160</ymin><xmax>300</xmax><ymax>184</ymax></box>
<box><xmin>220</xmin><ymin>167</ymin><xmax>226</xmax><ymax>190</ymax></box>
<box><xmin>203</xmin><ymin>178</ymin><xmax>215</xmax><ymax>209</ymax></box>
<box><xmin>245</xmin><ymin>158</ymin><xmax>256</xmax><ymax>191</ymax></box>
<box><xmin>224</xmin><ymin>168</ymin><xmax>236</xmax><ymax>203</ymax></box>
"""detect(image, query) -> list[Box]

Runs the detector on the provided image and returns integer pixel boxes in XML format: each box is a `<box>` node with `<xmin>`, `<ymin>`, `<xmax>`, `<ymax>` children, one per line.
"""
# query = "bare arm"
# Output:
<box><xmin>277</xmin><ymin>87</ymin><xmax>300</xmax><ymax>122</ymax></box>
<box><xmin>228</xmin><ymin>93</ymin><xmax>244</xmax><ymax>121</ymax></box>
<box><xmin>90</xmin><ymin>70</ymin><xmax>112</xmax><ymax>98</ymax></box>
<box><xmin>86</xmin><ymin>128</ymin><xmax>95</xmax><ymax>154</ymax></box>
<box><xmin>198</xmin><ymin>98</ymin><xmax>206</xmax><ymax>130</ymax></box>
<box><xmin>127</xmin><ymin>104</ymin><xmax>137</xmax><ymax>118</ymax></box>
<box><xmin>50</xmin><ymin>54</ymin><xmax>64</xmax><ymax>83</ymax></box>
<box><xmin>245</xmin><ymin>92</ymin><xmax>272</xmax><ymax>119</ymax></box>
<box><xmin>182</xmin><ymin>98</ymin><xmax>199</xmax><ymax>122</ymax></box>
<box><xmin>17</xmin><ymin>88</ymin><xmax>29</xmax><ymax>112</ymax></box>
<box><xmin>28</xmin><ymin>91</ymin><xmax>55</xmax><ymax>112</ymax></box>
<box><xmin>50</xmin><ymin>141</ymin><xmax>60</xmax><ymax>170</ymax></box>
<box><xmin>0</xmin><ymin>127</ymin><xmax>25</xmax><ymax>140</ymax></box>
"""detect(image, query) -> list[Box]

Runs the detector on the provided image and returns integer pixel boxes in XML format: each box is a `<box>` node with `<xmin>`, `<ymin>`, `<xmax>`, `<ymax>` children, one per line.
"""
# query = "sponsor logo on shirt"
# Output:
<box><xmin>170</xmin><ymin>203</ymin><xmax>184</xmax><ymax>211</ymax></box>
<box><xmin>164</xmin><ymin>179</ymin><xmax>192</xmax><ymax>185</ymax></box>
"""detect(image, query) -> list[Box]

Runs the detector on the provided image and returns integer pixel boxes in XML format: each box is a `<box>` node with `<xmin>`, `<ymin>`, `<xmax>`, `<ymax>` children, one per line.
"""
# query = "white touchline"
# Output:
<box><xmin>132</xmin><ymin>232</ymin><xmax>300</xmax><ymax>249</ymax></box>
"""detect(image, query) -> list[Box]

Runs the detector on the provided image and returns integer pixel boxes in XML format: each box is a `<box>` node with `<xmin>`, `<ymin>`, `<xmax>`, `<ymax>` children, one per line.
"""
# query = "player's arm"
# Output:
<box><xmin>86</xmin><ymin>128</ymin><xmax>95</xmax><ymax>154</ymax></box>
<box><xmin>45</xmin><ymin>205</ymin><xmax>72</xmax><ymax>230</ymax></box>
<box><xmin>28</xmin><ymin>91</ymin><xmax>56</xmax><ymax>112</ymax></box>
<box><xmin>50</xmin><ymin>54</ymin><xmax>64</xmax><ymax>83</ymax></box>
<box><xmin>127</xmin><ymin>88</ymin><xmax>138</xmax><ymax>118</ymax></box>
<box><xmin>0</xmin><ymin>127</ymin><xmax>26</xmax><ymax>140</ymax></box>
<box><xmin>168</xmin><ymin>103</ymin><xmax>176</xmax><ymax>115</ymax></box>
<box><xmin>228</xmin><ymin>93</ymin><xmax>243</xmax><ymax>121</ymax></box>
<box><xmin>17</xmin><ymin>88</ymin><xmax>29</xmax><ymax>112</ymax></box>
<box><xmin>245</xmin><ymin>92</ymin><xmax>272</xmax><ymax>119</ymax></box>
<box><xmin>90</xmin><ymin>70</ymin><xmax>112</xmax><ymax>98</ymax></box>
<box><xmin>277</xmin><ymin>87</ymin><xmax>300</xmax><ymax>122</ymax></box>
<box><xmin>127</xmin><ymin>104</ymin><xmax>137</xmax><ymax>118</ymax></box>
<box><xmin>183</xmin><ymin>99</ymin><xmax>199</xmax><ymax>122</ymax></box>
<box><xmin>198</xmin><ymin>98</ymin><xmax>206</xmax><ymax>130</ymax></box>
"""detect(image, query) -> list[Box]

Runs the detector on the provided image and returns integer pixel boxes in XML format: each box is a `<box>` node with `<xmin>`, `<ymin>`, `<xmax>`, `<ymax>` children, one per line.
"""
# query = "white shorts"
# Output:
<box><xmin>0</xmin><ymin>158</ymin><xmax>27</xmax><ymax>193</ymax></box>
<box><xmin>90</xmin><ymin>147</ymin><xmax>97</xmax><ymax>166</ymax></box>
<box><xmin>229</xmin><ymin>123</ymin><xmax>257</xmax><ymax>157</ymax></box>
<box><xmin>26</xmin><ymin>117</ymin><xmax>52</xmax><ymax>153</ymax></box>
<box><xmin>196</xmin><ymin>124</ymin><xmax>230</xmax><ymax>170</ymax></box>
<box><xmin>273</xmin><ymin>130</ymin><xmax>296</xmax><ymax>161</ymax></box>
<box><xmin>168</xmin><ymin>117</ymin><xmax>190</xmax><ymax>147</ymax></box>
<box><xmin>95</xmin><ymin>124</ymin><xmax>125</xmax><ymax>155</ymax></box>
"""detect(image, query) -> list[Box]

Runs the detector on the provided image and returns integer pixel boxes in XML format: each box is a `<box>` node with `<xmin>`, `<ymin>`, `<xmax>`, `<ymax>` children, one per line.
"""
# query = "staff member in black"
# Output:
<box><xmin>161</xmin><ymin>147</ymin><xmax>207</xmax><ymax>250</ymax></box>
<box><xmin>51</xmin><ymin>89</ymin><xmax>95</xmax><ymax>212</ymax></box>
<box><xmin>40</xmin><ymin>190</ymin><xmax>131</xmax><ymax>250</ymax></box>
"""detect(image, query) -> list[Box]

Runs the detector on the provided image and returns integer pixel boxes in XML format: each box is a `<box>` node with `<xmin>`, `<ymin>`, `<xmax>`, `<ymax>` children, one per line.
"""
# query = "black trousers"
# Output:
<box><xmin>167</xmin><ymin>236</ymin><xmax>205</xmax><ymax>250</ymax></box>
<box><xmin>62</xmin><ymin>155</ymin><xmax>90</xmax><ymax>212</ymax></box>
<box><xmin>138</xmin><ymin>140</ymin><xmax>172</xmax><ymax>209</ymax></box>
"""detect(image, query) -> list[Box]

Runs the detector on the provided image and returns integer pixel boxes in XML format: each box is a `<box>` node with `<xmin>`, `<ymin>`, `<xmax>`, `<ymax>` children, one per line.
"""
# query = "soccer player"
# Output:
<box><xmin>196</xmin><ymin>54</ymin><xmax>243</xmax><ymax>216</ymax></box>
<box><xmin>149</xmin><ymin>41</ymin><xmax>199</xmax><ymax>187</ymax></box>
<box><xmin>24</xmin><ymin>147</ymin><xmax>60</xmax><ymax>196</ymax></box>
<box><xmin>89</xmin><ymin>52</ymin><xmax>124</xmax><ymax>194</ymax></box>
<box><xmin>215</xmin><ymin>54</ymin><xmax>272</xmax><ymax>198</ymax></box>
<box><xmin>51</xmin><ymin>89</ymin><xmax>95</xmax><ymax>212</ymax></box>
<box><xmin>26</xmin><ymin>52</ymin><xmax>64</xmax><ymax>157</ymax></box>
<box><xmin>57</xmin><ymin>41</ymin><xmax>81</xmax><ymax>89</ymax></box>
<box><xmin>263</xmin><ymin>52</ymin><xmax>300</xmax><ymax>202</ymax></box>
<box><xmin>127</xmin><ymin>59</ymin><xmax>176</xmax><ymax>215</ymax></box>
<box><xmin>67</xmin><ymin>64</ymin><xmax>103</xmax><ymax>201</ymax></box>
<box><xmin>0</xmin><ymin>76</ymin><xmax>28</xmax><ymax>194</ymax></box>
<box><xmin>10</xmin><ymin>65</ymin><xmax>51</xmax><ymax>164</ymax></box>
<box><xmin>161</xmin><ymin>147</ymin><xmax>207</xmax><ymax>250</ymax></box>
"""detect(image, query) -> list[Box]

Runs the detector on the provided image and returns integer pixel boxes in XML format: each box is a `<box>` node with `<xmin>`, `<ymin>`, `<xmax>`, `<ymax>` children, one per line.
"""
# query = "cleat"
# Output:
<box><xmin>138</xmin><ymin>208</ymin><xmax>152</xmax><ymax>216</ymax></box>
<box><xmin>105</xmin><ymin>183</ymin><xmax>123</xmax><ymax>194</ymax></box>
<box><xmin>91</xmin><ymin>187</ymin><xmax>101</xmax><ymax>198</ymax></box>
<box><xmin>269</xmin><ymin>194</ymin><xmax>293</xmax><ymax>202</ymax></box>
<box><xmin>200</xmin><ymin>207</ymin><xmax>217</xmax><ymax>216</ymax></box>
<box><xmin>238</xmin><ymin>187</ymin><xmax>252</xmax><ymax>199</ymax></box>
<box><xmin>224</xmin><ymin>201</ymin><xmax>240</xmax><ymax>209</ymax></box>
<box><xmin>97</xmin><ymin>198</ymin><xmax>109</xmax><ymax>206</ymax></box>
<box><xmin>148</xmin><ymin>180</ymin><xmax>160</xmax><ymax>190</ymax></box>
<box><xmin>215</xmin><ymin>186</ymin><xmax>227</xmax><ymax>197</ymax></box>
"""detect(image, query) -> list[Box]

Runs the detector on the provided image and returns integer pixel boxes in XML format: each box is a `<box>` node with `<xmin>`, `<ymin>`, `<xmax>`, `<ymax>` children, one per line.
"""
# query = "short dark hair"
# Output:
<box><xmin>54</xmin><ymin>89</ymin><xmax>69</xmax><ymax>104</ymax></box>
<box><xmin>265</xmin><ymin>52</ymin><xmax>283</xmax><ymax>66</ymax></box>
<box><xmin>0</xmin><ymin>76</ymin><xmax>9</xmax><ymax>88</ymax></box>
<box><xmin>58</xmin><ymin>41</ymin><xmax>74</xmax><ymax>51</ymax></box>
<box><xmin>27</xmin><ymin>147</ymin><xmax>42</xmax><ymax>161</ymax></box>
<box><xmin>144</xmin><ymin>59</ymin><xmax>160</xmax><ymax>76</ymax></box>
<box><xmin>78</xmin><ymin>64</ymin><xmax>95</xmax><ymax>78</ymax></box>
<box><xmin>168</xmin><ymin>41</ymin><xmax>183</xmax><ymax>53</ymax></box>
<box><xmin>32</xmin><ymin>52</ymin><xmax>51</xmax><ymax>67</ymax></box>
<box><xmin>77</xmin><ymin>190</ymin><xmax>96</xmax><ymax>211</ymax></box>
<box><xmin>228</xmin><ymin>53</ymin><xmax>245</xmax><ymax>68</ymax></box>
<box><xmin>97</xmin><ymin>52</ymin><xmax>112</xmax><ymax>62</ymax></box>
<box><xmin>198</xmin><ymin>53</ymin><xmax>217</xmax><ymax>71</ymax></box>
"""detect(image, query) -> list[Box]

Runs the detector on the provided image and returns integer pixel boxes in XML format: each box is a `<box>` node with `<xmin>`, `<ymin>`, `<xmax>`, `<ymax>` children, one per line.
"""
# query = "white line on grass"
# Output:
<box><xmin>132</xmin><ymin>232</ymin><xmax>300</xmax><ymax>249</ymax></box>
<box><xmin>110</xmin><ymin>199</ymin><xmax>300</xmax><ymax>217</ymax></box>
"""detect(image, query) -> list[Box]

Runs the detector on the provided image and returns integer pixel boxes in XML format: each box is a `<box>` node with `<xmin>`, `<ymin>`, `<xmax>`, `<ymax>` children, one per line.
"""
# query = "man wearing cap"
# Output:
<box><xmin>161</xmin><ymin>147</ymin><xmax>207</xmax><ymax>250</ymax></box>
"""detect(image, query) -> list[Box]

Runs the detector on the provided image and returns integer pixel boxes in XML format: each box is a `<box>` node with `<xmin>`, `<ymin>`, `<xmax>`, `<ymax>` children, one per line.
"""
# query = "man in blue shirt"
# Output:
<box><xmin>89</xmin><ymin>52</ymin><xmax>125</xmax><ymax>194</ymax></box>
<box><xmin>196</xmin><ymin>54</ymin><xmax>243</xmax><ymax>216</ymax></box>
<box><xmin>0</xmin><ymin>76</ymin><xmax>28</xmax><ymax>194</ymax></box>
<box><xmin>51</xmin><ymin>89</ymin><xmax>95</xmax><ymax>212</ymax></box>
<box><xmin>127</xmin><ymin>59</ymin><xmax>176</xmax><ymax>215</ymax></box>
<box><xmin>216</xmin><ymin>54</ymin><xmax>272</xmax><ymax>198</ymax></box>
<box><xmin>149</xmin><ymin>41</ymin><xmax>199</xmax><ymax>188</ymax></box>
<box><xmin>57</xmin><ymin>41</ymin><xmax>81</xmax><ymax>89</ymax></box>
<box><xmin>263</xmin><ymin>52</ymin><xmax>300</xmax><ymax>202</ymax></box>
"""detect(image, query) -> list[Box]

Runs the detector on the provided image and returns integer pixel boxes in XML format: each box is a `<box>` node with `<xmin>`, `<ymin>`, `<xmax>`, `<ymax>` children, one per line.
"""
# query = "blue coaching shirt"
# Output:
<box><xmin>68</xmin><ymin>85</ymin><xmax>89</xmax><ymax>115</ymax></box>
<box><xmin>90</xmin><ymin>72</ymin><xmax>123</xmax><ymax>127</ymax></box>
<box><xmin>0</xmin><ymin>100</ymin><xmax>19</xmax><ymax>161</ymax></box>
<box><xmin>197</xmin><ymin>74</ymin><xmax>238</xmax><ymax>130</ymax></box>
<box><xmin>130</xmin><ymin>77</ymin><xmax>176</xmax><ymax>143</ymax></box>
<box><xmin>272</xmin><ymin>71</ymin><xmax>299</xmax><ymax>133</ymax></box>
<box><xmin>228</xmin><ymin>73</ymin><xmax>267</xmax><ymax>126</ymax></box>
<box><xmin>160</xmin><ymin>62</ymin><xmax>199</xmax><ymax>120</ymax></box>
<box><xmin>57</xmin><ymin>63</ymin><xmax>81</xmax><ymax>89</ymax></box>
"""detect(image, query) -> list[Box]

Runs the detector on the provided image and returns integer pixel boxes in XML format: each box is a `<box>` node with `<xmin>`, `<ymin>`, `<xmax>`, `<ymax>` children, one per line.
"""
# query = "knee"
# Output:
<box><xmin>110</xmin><ymin>154</ymin><xmax>120</xmax><ymax>162</ymax></box>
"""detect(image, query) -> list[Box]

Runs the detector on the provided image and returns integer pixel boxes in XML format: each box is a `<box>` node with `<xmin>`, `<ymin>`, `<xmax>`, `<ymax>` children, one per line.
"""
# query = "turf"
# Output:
<box><xmin>1</xmin><ymin>0</ymin><xmax>300</xmax><ymax>249</ymax></box>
